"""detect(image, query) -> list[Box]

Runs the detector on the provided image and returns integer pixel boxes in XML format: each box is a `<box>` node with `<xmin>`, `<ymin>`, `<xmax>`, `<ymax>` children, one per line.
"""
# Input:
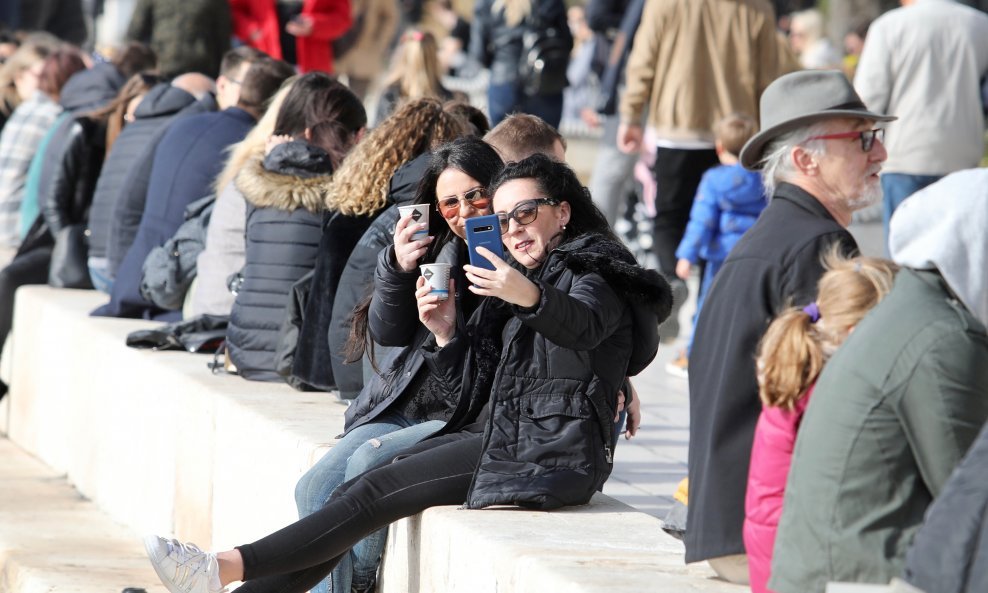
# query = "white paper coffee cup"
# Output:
<box><xmin>420</xmin><ymin>263</ymin><xmax>451</xmax><ymax>301</ymax></box>
<box><xmin>398</xmin><ymin>204</ymin><xmax>430</xmax><ymax>239</ymax></box>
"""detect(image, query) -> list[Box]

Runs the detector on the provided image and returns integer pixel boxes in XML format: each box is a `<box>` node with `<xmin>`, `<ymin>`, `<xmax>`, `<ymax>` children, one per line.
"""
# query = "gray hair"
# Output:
<box><xmin>759</xmin><ymin>121</ymin><xmax>831</xmax><ymax>197</ymax></box>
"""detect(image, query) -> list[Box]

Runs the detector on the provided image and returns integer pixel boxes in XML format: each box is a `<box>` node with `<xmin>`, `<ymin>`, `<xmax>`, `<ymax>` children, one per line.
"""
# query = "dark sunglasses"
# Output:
<box><xmin>807</xmin><ymin>128</ymin><xmax>885</xmax><ymax>152</ymax></box>
<box><xmin>437</xmin><ymin>187</ymin><xmax>490</xmax><ymax>219</ymax></box>
<box><xmin>496</xmin><ymin>198</ymin><xmax>558</xmax><ymax>234</ymax></box>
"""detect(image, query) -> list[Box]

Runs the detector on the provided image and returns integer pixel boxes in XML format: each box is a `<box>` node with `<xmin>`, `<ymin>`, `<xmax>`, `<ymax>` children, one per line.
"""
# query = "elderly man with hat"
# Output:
<box><xmin>683</xmin><ymin>69</ymin><xmax>894</xmax><ymax>583</ymax></box>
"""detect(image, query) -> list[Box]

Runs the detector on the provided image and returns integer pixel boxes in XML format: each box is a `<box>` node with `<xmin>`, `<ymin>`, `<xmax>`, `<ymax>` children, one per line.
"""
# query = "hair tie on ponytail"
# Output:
<box><xmin>802</xmin><ymin>302</ymin><xmax>821</xmax><ymax>323</ymax></box>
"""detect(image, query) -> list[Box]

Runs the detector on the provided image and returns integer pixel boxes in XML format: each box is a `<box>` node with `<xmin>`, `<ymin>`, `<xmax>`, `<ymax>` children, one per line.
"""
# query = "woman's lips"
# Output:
<box><xmin>515</xmin><ymin>240</ymin><xmax>533</xmax><ymax>251</ymax></box>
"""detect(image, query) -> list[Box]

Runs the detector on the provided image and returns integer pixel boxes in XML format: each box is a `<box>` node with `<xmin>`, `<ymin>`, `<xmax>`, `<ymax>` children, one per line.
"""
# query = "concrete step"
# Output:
<box><xmin>0</xmin><ymin>437</ymin><xmax>166</xmax><ymax>593</ymax></box>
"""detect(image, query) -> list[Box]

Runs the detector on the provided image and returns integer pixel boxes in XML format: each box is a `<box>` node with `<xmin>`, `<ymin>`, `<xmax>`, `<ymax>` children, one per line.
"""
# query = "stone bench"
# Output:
<box><xmin>1</xmin><ymin>285</ymin><xmax>740</xmax><ymax>593</ymax></box>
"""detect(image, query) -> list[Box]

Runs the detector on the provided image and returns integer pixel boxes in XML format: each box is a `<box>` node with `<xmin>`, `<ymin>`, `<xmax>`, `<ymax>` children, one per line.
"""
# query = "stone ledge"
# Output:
<box><xmin>3</xmin><ymin>285</ymin><xmax>741</xmax><ymax>593</ymax></box>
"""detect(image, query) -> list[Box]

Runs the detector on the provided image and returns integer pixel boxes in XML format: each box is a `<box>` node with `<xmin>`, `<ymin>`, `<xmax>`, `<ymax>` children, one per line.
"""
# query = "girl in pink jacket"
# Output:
<box><xmin>743</xmin><ymin>250</ymin><xmax>899</xmax><ymax>593</ymax></box>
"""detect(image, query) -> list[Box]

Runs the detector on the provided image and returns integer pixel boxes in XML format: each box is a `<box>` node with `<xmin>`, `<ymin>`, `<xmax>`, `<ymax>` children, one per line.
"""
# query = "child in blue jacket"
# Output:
<box><xmin>668</xmin><ymin>113</ymin><xmax>766</xmax><ymax>377</ymax></box>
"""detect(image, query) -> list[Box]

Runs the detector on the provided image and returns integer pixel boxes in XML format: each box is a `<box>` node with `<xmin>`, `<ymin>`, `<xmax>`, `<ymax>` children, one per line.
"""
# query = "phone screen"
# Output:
<box><xmin>465</xmin><ymin>214</ymin><xmax>505</xmax><ymax>271</ymax></box>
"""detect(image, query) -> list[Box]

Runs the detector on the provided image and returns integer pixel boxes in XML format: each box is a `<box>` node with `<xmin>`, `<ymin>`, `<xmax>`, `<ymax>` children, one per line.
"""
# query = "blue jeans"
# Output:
<box><xmin>685</xmin><ymin>260</ymin><xmax>722</xmax><ymax>357</ymax></box>
<box><xmin>295</xmin><ymin>414</ymin><xmax>445</xmax><ymax>593</ymax></box>
<box><xmin>881</xmin><ymin>173</ymin><xmax>941</xmax><ymax>250</ymax></box>
<box><xmin>487</xmin><ymin>82</ymin><xmax>563</xmax><ymax>129</ymax></box>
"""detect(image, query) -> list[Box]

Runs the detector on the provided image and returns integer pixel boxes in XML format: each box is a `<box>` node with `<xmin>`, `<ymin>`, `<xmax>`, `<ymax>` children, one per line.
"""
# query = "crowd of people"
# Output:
<box><xmin>0</xmin><ymin>1</ymin><xmax>987</xmax><ymax>593</ymax></box>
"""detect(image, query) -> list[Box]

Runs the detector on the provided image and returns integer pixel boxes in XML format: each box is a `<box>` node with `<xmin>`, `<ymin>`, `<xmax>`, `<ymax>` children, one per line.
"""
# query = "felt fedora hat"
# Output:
<box><xmin>740</xmin><ymin>70</ymin><xmax>896</xmax><ymax>170</ymax></box>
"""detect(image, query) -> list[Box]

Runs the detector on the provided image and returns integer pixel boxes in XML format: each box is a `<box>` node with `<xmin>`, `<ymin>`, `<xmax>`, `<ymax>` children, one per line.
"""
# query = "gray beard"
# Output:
<box><xmin>848</xmin><ymin>181</ymin><xmax>883</xmax><ymax>211</ymax></box>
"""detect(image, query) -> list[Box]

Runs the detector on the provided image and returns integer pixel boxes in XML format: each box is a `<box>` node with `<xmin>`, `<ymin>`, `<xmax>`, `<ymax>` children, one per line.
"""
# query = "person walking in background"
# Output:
<box><xmin>470</xmin><ymin>0</ymin><xmax>572</xmax><ymax>128</ymax></box>
<box><xmin>686</xmin><ymin>70</ymin><xmax>893</xmax><ymax>583</ymax></box>
<box><xmin>332</xmin><ymin>0</ymin><xmax>399</xmax><ymax>100</ymax></box>
<box><xmin>744</xmin><ymin>251</ymin><xmax>899</xmax><ymax>593</ymax></box>
<box><xmin>853</xmin><ymin>0</ymin><xmax>988</xmax><ymax>248</ymax></box>
<box><xmin>666</xmin><ymin>113</ymin><xmax>766</xmax><ymax>378</ymax></box>
<box><xmin>617</xmin><ymin>0</ymin><xmax>787</xmax><ymax>343</ymax></box>
<box><xmin>229</xmin><ymin>0</ymin><xmax>354</xmax><ymax>74</ymax></box>
<box><xmin>127</xmin><ymin>0</ymin><xmax>232</xmax><ymax>77</ymax></box>
<box><xmin>770</xmin><ymin>167</ymin><xmax>988</xmax><ymax>593</ymax></box>
<box><xmin>787</xmin><ymin>9</ymin><xmax>841</xmax><ymax>70</ymax></box>
<box><xmin>373</xmin><ymin>30</ymin><xmax>463</xmax><ymax>125</ymax></box>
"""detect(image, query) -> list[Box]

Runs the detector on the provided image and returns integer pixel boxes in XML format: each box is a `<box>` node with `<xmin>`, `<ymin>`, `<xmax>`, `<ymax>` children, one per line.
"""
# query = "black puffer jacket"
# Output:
<box><xmin>226</xmin><ymin>142</ymin><xmax>330</xmax><ymax>382</ymax></box>
<box><xmin>429</xmin><ymin>235</ymin><xmax>669</xmax><ymax>510</ymax></box>
<box><xmin>469</xmin><ymin>0</ymin><xmax>572</xmax><ymax>85</ymax></box>
<box><xmin>341</xmin><ymin>239</ymin><xmax>471</xmax><ymax>433</ymax></box>
<box><xmin>904</xmin><ymin>421</ymin><xmax>988</xmax><ymax>593</ymax></box>
<box><xmin>327</xmin><ymin>153</ymin><xmax>431</xmax><ymax>399</ymax></box>
<box><xmin>89</xmin><ymin>84</ymin><xmax>216</xmax><ymax>274</ymax></box>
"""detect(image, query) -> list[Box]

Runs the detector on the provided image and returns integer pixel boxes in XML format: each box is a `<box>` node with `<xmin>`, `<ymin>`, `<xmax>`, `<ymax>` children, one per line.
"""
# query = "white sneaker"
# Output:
<box><xmin>144</xmin><ymin>534</ymin><xmax>226</xmax><ymax>593</ymax></box>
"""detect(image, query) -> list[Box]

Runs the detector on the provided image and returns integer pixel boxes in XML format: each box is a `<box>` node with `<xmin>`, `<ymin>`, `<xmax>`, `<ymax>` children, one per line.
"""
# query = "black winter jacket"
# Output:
<box><xmin>226</xmin><ymin>142</ymin><xmax>331</xmax><ymax>382</ymax></box>
<box><xmin>89</xmin><ymin>83</ymin><xmax>215</xmax><ymax>273</ymax></box>
<box><xmin>327</xmin><ymin>153</ymin><xmax>431</xmax><ymax>399</ymax></box>
<box><xmin>341</xmin><ymin>239</ymin><xmax>471</xmax><ymax>434</ymax></box>
<box><xmin>428</xmin><ymin>235</ymin><xmax>669</xmax><ymax>510</ymax></box>
<box><xmin>469</xmin><ymin>0</ymin><xmax>572</xmax><ymax>86</ymax></box>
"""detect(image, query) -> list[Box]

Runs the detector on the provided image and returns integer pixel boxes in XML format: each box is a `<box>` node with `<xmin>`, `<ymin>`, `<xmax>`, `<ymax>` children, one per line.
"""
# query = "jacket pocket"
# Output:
<box><xmin>517</xmin><ymin>393</ymin><xmax>594</xmax><ymax>468</ymax></box>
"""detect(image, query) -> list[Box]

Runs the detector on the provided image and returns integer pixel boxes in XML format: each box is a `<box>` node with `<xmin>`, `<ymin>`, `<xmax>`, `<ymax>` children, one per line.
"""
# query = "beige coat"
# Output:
<box><xmin>619</xmin><ymin>0</ymin><xmax>789</xmax><ymax>142</ymax></box>
<box><xmin>334</xmin><ymin>0</ymin><xmax>399</xmax><ymax>81</ymax></box>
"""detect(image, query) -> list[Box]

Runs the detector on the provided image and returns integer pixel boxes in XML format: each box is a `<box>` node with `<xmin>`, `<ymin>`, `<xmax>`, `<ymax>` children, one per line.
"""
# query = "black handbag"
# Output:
<box><xmin>49</xmin><ymin>224</ymin><xmax>93</xmax><ymax>289</ymax></box>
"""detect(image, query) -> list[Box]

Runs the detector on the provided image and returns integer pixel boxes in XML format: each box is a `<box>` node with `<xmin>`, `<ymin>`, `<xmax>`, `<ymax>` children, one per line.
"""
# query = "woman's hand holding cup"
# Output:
<box><xmin>416</xmin><ymin>275</ymin><xmax>456</xmax><ymax>346</ymax></box>
<box><xmin>394</xmin><ymin>208</ymin><xmax>432</xmax><ymax>272</ymax></box>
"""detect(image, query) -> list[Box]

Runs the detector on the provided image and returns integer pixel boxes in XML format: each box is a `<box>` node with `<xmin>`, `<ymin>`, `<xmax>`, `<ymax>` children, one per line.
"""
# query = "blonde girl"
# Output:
<box><xmin>743</xmin><ymin>249</ymin><xmax>899</xmax><ymax>593</ymax></box>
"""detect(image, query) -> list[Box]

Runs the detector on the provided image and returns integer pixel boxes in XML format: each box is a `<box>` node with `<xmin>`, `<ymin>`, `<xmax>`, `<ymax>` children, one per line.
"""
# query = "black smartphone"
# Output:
<box><xmin>465</xmin><ymin>214</ymin><xmax>505</xmax><ymax>271</ymax></box>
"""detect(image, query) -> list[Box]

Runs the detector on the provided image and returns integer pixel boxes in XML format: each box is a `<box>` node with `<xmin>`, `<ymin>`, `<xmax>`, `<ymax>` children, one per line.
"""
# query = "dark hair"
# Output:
<box><xmin>489</xmin><ymin>153</ymin><xmax>617</xmax><ymax>244</ymax></box>
<box><xmin>483</xmin><ymin>113</ymin><xmax>565</xmax><ymax>162</ymax></box>
<box><xmin>443</xmin><ymin>100</ymin><xmax>489</xmax><ymax>137</ymax></box>
<box><xmin>415</xmin><ymin>136</ymin><xmax>504</xmax><ymax>261</ymax></box>
<box><xmin>273</xmin><ymin>72</ymin><xmax>367</xmax><ymax>168</ymax></box>
<box><xmin>237</xmin><ymin>57</ymin><xmax>295</xmax><ymax>116</ymax></box>
<box><xmin>111</xmin><ymin>42</ymin><xmax>157</xmax><ymax>79</ymax></box>
<box><xmin>219</xmin><ymin>45</ymin><xmax>264</xmax><ymax>80</ymax></box>
<box><xmin>38</xmin><ymin>48</ymin><xmax>86</xmax><ymax>100</ymax></box>
<box><xmin>343</xmin><ymin>136</ymin><xmax>503</xmax><ymax>366</ymax></box>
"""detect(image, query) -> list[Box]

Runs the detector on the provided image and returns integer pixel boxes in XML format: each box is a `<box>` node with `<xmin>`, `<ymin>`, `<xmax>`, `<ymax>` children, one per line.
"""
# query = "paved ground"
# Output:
<box><xmin>604</xmin><ymin>219</ymin><xmax>885</xmax><ymax>519</ymax></box>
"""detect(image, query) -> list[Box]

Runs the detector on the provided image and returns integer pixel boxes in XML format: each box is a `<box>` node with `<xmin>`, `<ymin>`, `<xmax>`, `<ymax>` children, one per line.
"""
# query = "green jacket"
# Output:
<box><xmin>770</xmin><ymin>269</ymin><xmax>988</xmax><ymax>592</ymax></box>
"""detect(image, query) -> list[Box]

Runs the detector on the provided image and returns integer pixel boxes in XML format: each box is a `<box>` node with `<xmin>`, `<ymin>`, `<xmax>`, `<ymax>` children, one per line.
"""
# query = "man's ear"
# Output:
<box><xmin>792</xmin><ymin>146</ymin><xmax>819</xmax><ymax>176</ymax></box>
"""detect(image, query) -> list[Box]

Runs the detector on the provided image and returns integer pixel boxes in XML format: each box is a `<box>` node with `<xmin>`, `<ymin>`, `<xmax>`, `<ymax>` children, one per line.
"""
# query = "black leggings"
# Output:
<box><xmin>237</xmin><ymin>431</ymin><xmax>484</xmax><ymax>593</ymax></box>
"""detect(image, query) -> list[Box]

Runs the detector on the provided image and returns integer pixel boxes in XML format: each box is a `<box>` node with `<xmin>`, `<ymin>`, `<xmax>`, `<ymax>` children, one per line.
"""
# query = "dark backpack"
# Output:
<box><xmin>518</xmin><ymin>14</ymin><xmax>572</xmax><ymax>96</ymax></box>
<box><xmin>139</xmin><ymin>194</ymin><xmax>215</xmax><ymax>311</ymax></box>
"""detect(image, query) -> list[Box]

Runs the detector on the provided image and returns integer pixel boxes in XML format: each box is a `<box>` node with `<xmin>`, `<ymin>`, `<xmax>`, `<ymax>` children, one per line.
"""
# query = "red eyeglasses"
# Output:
<box><xmin>437</xmin><ymin>187</ymin><xmax>491</xmax><ymax>219</ymax></box>
<box><xmin>807</xmin><ymin>128</ymin><xmax>885</xmax><ymax>152</ymax></box>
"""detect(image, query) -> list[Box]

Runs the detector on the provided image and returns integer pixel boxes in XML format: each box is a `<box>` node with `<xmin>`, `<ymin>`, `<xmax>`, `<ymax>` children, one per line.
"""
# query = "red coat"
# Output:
<box><xmin>743</xmin><ymin>385</ymin><xmax>814</xmax><ymax>593</ymax></box>
<box><xmin>229</xmin><ymin>0</ymin><xmax>351</xmax><ymax>73</ymax></box>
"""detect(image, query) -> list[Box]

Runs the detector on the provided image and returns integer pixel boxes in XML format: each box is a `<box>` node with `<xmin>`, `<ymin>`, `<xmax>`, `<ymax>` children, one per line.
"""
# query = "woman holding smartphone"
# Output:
<box><xmin>145</xmin><ymin>153</ymin><xmax>669</xmax><ymax>593</ymax></box>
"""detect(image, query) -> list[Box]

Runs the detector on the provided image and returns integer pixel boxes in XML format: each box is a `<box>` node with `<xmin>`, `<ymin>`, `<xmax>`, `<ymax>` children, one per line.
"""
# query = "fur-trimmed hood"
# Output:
<box><xmin>235</xmin><ymin>141</ymin><xmax>333</xmax><ymax>212</ymax></box>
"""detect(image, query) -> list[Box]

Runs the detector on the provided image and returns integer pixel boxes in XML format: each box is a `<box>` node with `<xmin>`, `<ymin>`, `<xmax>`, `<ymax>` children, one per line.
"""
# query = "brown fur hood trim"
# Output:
<box><xmin>235</xmin><ymin>142</ymin><xmax>333</xmax><ymax>213</ymax></box>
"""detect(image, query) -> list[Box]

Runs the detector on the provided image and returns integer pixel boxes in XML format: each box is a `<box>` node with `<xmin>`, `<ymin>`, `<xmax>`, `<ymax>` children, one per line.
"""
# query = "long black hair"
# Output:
<box><xmin>488</xmin><ymin>153</ymin><xmax>618</xmax><ymax>245</ymax></box>
<box><xmin>414</xmin><ymin>136</ymin><xmax>504</xmax><ymax>261</ymax></box>
<box><xmin>344</xmin><ymin>136</ymin><xmax>503</xmax><ymax>366</ymax></box>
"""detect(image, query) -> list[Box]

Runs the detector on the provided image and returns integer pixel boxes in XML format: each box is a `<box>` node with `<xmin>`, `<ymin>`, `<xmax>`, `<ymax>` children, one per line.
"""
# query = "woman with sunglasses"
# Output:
<box><xmin>145</xmin><ymin>153</ymin><xmax>669</xmax><ymax>593</ymax></box>
<box><xmin>292</xmin><ymin>136</ymin><xmax>502</xmax><ymax>593</ymax></box>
